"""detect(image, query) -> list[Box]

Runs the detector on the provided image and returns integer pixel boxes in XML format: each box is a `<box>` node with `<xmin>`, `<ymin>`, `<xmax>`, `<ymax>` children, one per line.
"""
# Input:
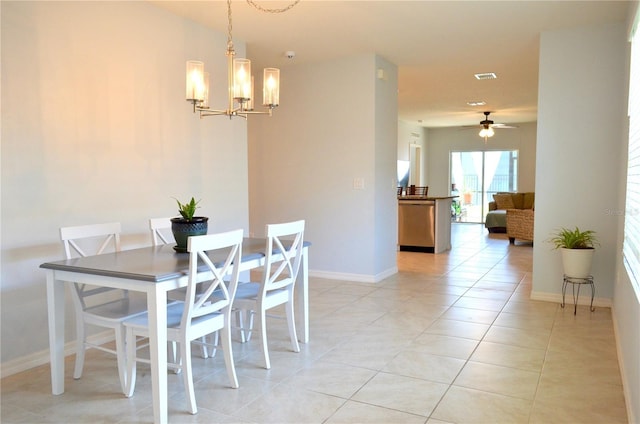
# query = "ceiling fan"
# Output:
<box><xmin>464</xmin><ymin>111</ymin><xmax>518</xmax><ymax>142</ymax></box>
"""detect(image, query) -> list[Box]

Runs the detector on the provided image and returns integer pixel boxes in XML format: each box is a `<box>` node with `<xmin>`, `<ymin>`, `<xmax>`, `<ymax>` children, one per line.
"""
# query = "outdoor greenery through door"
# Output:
<box><xmin>451</xmin><ymin>150</ymin><xmax>518</xmax><ymax>223</ymax></box>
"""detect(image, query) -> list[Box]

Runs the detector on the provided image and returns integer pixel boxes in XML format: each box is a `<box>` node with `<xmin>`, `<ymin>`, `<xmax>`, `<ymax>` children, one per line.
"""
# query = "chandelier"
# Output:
<box><xmin>185</xmin><ymin>0</ymin><xmax>299</xmax><ymax>119</ymax></box>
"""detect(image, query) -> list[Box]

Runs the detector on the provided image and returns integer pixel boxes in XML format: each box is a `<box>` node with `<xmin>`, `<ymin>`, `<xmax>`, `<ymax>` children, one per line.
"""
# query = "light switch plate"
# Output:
<box><xmin>353</xmin><ymin>177</ymin><xmax>365</xmax><ymax>190</ymax></box>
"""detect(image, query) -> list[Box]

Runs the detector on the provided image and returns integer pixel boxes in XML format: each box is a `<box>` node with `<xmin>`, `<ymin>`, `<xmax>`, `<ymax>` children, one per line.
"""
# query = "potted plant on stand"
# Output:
<box><xmin>170</xmin><ymin>197</ymin><xmax>208</xmax><ymax>253</ymax></box>
<box><xmin>549</xmin><ymin>227</ymin><xmax>598</xmax><ymax>278</ymax></box>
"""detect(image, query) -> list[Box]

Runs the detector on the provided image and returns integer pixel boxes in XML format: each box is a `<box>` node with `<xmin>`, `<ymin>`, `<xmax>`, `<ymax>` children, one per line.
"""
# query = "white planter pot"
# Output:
<box><xmin>561</xmin><ymin>248</ymin><xmax>595</xmax><ymax>278</ymax></box>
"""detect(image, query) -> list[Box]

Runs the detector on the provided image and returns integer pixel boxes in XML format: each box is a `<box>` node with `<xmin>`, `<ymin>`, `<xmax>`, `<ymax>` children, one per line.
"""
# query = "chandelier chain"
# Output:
<box><xmin>186</xmin><ymin>0</ymin><xmax>284</xmax><ymax>118</ymax></box>
<box><xmin>227</xmin><ymin>0</ymin><xmax>234</xmax><ymax>49</ymax></box>
<box><xmin>246</xmin><ymin>0</ymin><xmax>300</xmax><ymax>14</ymax></box>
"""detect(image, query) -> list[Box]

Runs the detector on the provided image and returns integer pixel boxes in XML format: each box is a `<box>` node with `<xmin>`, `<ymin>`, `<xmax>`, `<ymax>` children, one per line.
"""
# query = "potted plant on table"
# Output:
<box><xmin>549</xmin><ymin>227</ymin><xmax>598</xmax><ymax>278</ymax></box>
<box><xmin>170</xmin><ymin>197</ymin><xmax>208</xmax><ymax>253</ymax></box>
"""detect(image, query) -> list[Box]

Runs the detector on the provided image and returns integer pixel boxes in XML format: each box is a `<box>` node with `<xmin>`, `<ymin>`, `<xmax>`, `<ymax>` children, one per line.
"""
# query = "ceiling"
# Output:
<box><xmin>149</xmin><ymin>0</ymin><xmax>630</xmax><ymax>128</ymax></box>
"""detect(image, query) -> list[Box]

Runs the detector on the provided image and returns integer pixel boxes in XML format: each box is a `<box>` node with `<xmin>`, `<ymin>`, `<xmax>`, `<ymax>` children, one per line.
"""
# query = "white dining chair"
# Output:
<box><xmin>123</xmin><ymin>229</ymin><xmax>243</xmax><ymax>413</ymax></box>
<box><xmin>149</xmin><ymin>217</ymin><xmax>174</xmax><ymax>246</ymax></box>
<box><xmin>148</xmin><ymin>217</ymin><xmax>213</xmax><ymax>360</ymax></box>
<box><xmin>59</xmin><ymin>222</ymin><xmax>148</xmax><ymax>394</ymax></box>
<box><xmin>233</xmin><ymin>219</ymin><xmax>305</xmax><ymax>369</ymax></box>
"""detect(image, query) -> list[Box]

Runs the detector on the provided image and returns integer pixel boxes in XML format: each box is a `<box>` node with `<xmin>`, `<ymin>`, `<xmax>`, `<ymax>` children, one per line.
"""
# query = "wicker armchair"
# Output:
<box><xmin>506</xmin><ymin>208</ymin><xmax>534</xmax><ymax>244</ymax></box>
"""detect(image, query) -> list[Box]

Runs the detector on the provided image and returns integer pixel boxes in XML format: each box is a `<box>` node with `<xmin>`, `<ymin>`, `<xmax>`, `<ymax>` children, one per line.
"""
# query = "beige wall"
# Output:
<box><xmin>1</xmin><ymin>1</ymin><xmax>250</xmax><ymax>367</ymax></box>
<box><xmin>248</xmin><ymin>54</ymin><xmax>398</xmax><ymax>280</ymax></box>
<box><xmin>534</xmin><ymin>22</ymin><xmax>638</xmax><ymax>421</ymax></box>
<box><xmin>533</xmin><ymin>23</ymin><xmax>625</xmax><ymax>301</ymax></box>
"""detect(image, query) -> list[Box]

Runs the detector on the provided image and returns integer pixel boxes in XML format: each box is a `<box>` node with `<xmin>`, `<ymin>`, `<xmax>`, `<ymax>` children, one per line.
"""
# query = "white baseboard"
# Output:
<box><xmin>309</xmin><ymin>266</ymin><xmax>397</xmax><ymax>283</ymax></box>
<box><xmin>1</xmin><ymin>331</ymin><xmax>115</xmax><ymax>379</ymax></box>
<box><xmin>530</xmin><ymin>290</ymin><xmax>612</xmax><ymax>308</ymax></box>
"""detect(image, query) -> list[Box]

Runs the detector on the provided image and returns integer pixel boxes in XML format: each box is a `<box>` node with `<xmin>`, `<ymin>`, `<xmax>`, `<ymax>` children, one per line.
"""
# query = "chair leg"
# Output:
<box><xmin>258</xmin><ymin>309</ymin><xmax>270</xmax><ymax>370</ymax></box>
<box><xmin>73</xmin><ymin>321</ymin><xmax>86</xmax><ymax>380</ymax></box>
<box><xmin>285</xmin><ymin>298</ymin><xmax>300</xmax><ymax>353</ymax></box>
<box><xmin>208</xmin><ymin>331</ymin><xmax>219</xmax><ymax>358</ymax></box>
<box><xmin>181</xmin><ymin>340</ymin><xmax>197</xmax><ymax>414</ymax></box>
<box><xmin>235</xmin><ymin>310</ymin><xmax>246</xmax><ymax>343</ymax></box>
<box><xmin>220</xmin><ymin>326</ymin><xmax>238</xmax><ymax>388</ymax></box>
<box><xmin>199</xmin><ymin>336</ymin><xmax>209</xmax><ymax>359</ymax></box>
<box><xmin>169</xmin><ymin>341</ymin><xmax>180</xmax><ymax>374</ymax></box>
<box><xmin>124</xmin><ymin>328</ymin><xmax>137</xmax><ymax>398</ymax></box>
<box><xmin>236</xmin><ymin>309</ymin><xmax>255</xmax><ymax>342</ymax></box>
<box><xmin>246</xmin><ymin>310</ymin><xmax>255</xmax><ymax>341</ymax></box>
<box><xmin>114</xmin><ymin>326</ymin><xmax>128</xmax><ymax>394</ymax></box>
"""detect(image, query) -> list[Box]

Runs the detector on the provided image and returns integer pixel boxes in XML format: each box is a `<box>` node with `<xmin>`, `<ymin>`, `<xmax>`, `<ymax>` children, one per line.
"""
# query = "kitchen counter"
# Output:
<box><xmin>398</xmin><ymin>195</ymin><xmax>458</xmax><ymax>201</ymax></box>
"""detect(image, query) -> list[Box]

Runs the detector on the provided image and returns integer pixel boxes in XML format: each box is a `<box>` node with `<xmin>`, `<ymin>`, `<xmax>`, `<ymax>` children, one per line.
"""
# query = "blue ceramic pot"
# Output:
<box><xmin>170</xmin><ymin>217</ymin><xmax>208</xmax><ymax>253</ymax></box>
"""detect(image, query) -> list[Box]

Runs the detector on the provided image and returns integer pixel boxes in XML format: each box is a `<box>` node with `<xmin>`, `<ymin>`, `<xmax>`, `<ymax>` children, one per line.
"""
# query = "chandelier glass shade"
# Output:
<box><xmin>185</xmin><ymin>0</ymin><xmax>294</xmax><ymax>119</ymax></box>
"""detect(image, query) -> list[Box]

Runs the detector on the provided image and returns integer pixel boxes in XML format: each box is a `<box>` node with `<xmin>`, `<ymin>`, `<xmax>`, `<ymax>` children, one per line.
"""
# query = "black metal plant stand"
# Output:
<box><xmin>561</xmin><ymin>274</ymin><xmax>595</xmax><ymax>315</ymax></box>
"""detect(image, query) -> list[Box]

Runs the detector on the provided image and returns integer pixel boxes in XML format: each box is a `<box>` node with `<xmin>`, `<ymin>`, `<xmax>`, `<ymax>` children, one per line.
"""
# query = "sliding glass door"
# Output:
<box><xmin>451</xmin><ymin>150</ymin><xmax>518</xmax><ymax>223</ymax></box>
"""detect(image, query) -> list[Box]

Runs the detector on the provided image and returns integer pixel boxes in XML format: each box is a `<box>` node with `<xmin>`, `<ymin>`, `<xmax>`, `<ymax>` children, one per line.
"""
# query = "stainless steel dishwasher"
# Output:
<box><xmin>398</xmin><ymin>199</ymin><xmax>435</xmax><ymax>252</ymax></box>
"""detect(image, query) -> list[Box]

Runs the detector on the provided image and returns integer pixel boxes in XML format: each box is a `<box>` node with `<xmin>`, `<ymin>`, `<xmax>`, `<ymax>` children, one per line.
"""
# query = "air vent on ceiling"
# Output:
<box><xmin>474</xmin><ymin>72</ymin><xmax>497</xmax><ymax>80</ymax></box>
<box><xmin>467</xmin><ymin>101</ymin><xmax>487</xmax><ymax>106</ymax></box>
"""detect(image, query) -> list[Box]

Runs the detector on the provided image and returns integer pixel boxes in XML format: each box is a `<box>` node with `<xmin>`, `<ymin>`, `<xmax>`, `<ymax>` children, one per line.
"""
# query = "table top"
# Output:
<box><xmin>40</xmin><ymin>238</ymin><xmax>309</xmax><ymax>283</ymax></box>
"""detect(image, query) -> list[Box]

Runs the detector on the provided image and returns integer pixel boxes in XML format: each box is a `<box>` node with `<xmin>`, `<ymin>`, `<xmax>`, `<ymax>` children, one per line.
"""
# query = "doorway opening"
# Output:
<box><xmin>450</xmin><ymin>150</ymin><xmax>518</xmax><ymax>223</ymax></box>
<box><xmin>409</xmin><ymin>144</ymin><xmax>422</xmax><ymax>186</ymax></box>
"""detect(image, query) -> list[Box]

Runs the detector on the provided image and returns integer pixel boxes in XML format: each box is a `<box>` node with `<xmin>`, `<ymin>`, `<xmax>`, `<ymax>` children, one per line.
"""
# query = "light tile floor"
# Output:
<box><xmin>1</xmin><ymin>224</ymin><xmax>628</xmax><ymax>423</ymax></box>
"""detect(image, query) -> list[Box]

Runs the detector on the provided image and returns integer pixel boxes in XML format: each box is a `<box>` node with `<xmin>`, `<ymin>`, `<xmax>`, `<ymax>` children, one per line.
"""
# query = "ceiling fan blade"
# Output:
<box><xmin>491</xmin><ymin>123</ymin><xmax>518</xmax><ymax>129</ymax></box>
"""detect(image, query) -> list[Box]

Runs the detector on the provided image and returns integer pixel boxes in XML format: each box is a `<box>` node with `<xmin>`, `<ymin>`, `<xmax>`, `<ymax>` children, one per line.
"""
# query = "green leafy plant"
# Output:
<box><xmin>549</xmin><ymin>227</ymin><xmax>598</xmax><ymax>249</ymax></box>
<box><xmin>174</xmin><ymin>197</ymin><xmax>200</xmax><ymax>221</ymax></box>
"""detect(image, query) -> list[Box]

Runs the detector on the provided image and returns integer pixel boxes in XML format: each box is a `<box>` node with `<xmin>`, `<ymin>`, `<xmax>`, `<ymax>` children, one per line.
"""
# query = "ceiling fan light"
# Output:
<box><xmin>479</xmin><ymin>126</ymin><xmax>495</xmax><ymax>138</ymax></box>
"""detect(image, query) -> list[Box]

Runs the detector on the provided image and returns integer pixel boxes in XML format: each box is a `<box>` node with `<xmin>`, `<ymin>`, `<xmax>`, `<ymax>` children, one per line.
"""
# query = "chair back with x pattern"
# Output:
<box><xmin>260</xmin><ymin>219</ymin><xmax>305</xmax><ymax>297</ymax></box>
<box><xmin>183</xmin><ymin>230</ymin><xmax>243</xmax><ymax>331</ymax></box>
<box><xmin>60</xmin><ymin>222</ymin><xmax>124</xmax><ymax>308</ymax></box>
<box><xmin>231</xmin><ymin>220</ymin><xmax>304</xmax><ymax>369</ymax></box>
<box><xmin>59</xmin><ymin>221</ymin><xmax>147</xmax><ymax>394</ymax></box>
<box><xmin>148</xmin><ymin>217</ymin><xmax>173</xmax><ymax>246</ymax></box>
<box><xmin>123</xmin><ymin>229</ymin><xmax>244</xmax><ymax>411</ymax></box>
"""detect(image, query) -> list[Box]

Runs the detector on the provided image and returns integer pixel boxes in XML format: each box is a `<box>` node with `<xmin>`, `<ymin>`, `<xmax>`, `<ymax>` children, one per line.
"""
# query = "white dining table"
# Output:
<box><xmin>41</xmin><ymin>237</ymin><xmax>310</xmax><ymax>424</ymax></box>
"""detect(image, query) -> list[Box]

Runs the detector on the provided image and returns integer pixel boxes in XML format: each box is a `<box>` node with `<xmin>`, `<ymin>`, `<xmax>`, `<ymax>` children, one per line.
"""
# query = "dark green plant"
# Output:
<box><xmin>174</xmin><ymin>197</ymin><xmax>200</xmax><ymax>221</ymax></box>
<box><xmin>549</xmin><ymin>227</ymin><xmax>598</xmax><ymax>249</ymax></box>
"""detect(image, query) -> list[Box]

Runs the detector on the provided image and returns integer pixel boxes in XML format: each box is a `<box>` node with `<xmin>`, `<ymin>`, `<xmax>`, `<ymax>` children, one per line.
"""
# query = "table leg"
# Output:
<box><xmin>296</xmin><ymin>246</ymin><xmax>309</xmax><ymax>343</ymax></box>
<box><xmin>147</xmin><ymin>287</ymin><xmax>168</xmax><ymax>424</ymax></box>
<box><xmin>46</xmin><ymin>272</ymin><xmax>66</xmax><ymax>395</ymax></box>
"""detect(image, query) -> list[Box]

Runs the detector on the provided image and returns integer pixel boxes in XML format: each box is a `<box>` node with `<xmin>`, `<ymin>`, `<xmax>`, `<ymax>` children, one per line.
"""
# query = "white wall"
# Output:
<box><xmin>373</xmin><ymin>56</ymin><xmax>399</xmax><ymax>278</ymax></box>
<box><xmin>1</xmin><ymin>2</ymin><xmax>249</xmax><ymax>368</ymax></box>
<box><xmin>533</xmin><ymin>23</ymin><xmax>626</xmax><ymax>302</ymax></box>
<box><xmin>248</xmin><ymin>54</ymin><xmax>398</xmax><ymax>281</ymax></box>
<box><xmin>398</xmin><ymin>121</ymin><xmax>428</xmax><ymax>186</ymax></box>
<box><xmin>426</xmin><ymin>122</ymin><xmax>537</xmax><ymax>197</ymax></box>
<box><xmin>534</xmin><ymin>22</ymin><xmax>638</xmax><ymax>422</ymax></box>
<box><xmin>613</xmin><ymin>270</ymin><xmax>640</xmax><ymax>423</ymax></box>
<box><xmin>614</xmin><ymin>3</ymin><xmax>640</xmax><ymax>421</ymax></box>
